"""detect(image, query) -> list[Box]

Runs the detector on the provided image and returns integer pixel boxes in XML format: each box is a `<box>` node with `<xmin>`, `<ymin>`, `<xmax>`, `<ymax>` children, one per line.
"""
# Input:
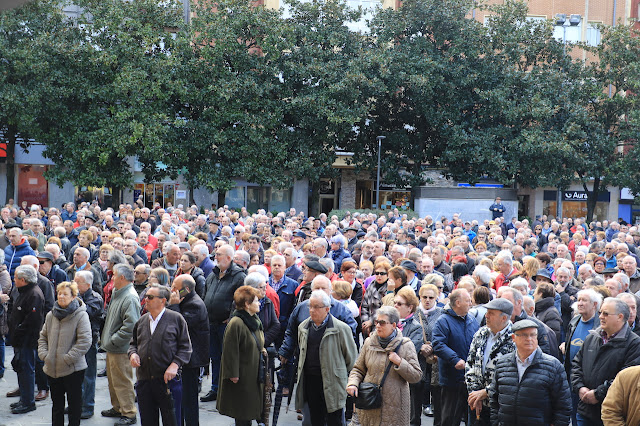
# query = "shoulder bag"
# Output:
<box><xmin>355</xmin><ymin>341</ymin><xmax>402</xmax><ymax>410</ymax></box>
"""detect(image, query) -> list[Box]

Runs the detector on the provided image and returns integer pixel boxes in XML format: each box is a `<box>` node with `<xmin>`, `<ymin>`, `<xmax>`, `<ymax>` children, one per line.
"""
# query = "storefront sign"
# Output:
<box><xmin>563</xmin><ymin>191</ymin><xmax>589</xmax><ymax>201</ymax></box>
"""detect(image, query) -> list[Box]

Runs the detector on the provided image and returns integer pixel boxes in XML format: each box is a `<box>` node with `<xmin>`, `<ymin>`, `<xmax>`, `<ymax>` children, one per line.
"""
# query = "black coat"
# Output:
<box><xmin>535</xmin><ymin>297</ymin><xmax>562</xmax><ymax>345</ymax></box>
<box><xmin>259</xmin><ymin>296</ymin><xmax>280</xmax><ymax>348</ymax></box>
<box><xmin>79</xmin><ymin>288</ymin><xmax>104</xmax><ymax>345</ymax></box>
<box><xmin>190</xmin><ymin>267</ymin><xmax>206</xmax><ymax>299</ymax></box>
<box><xmin>571</xmin><ymin>324</ymin><xmax>640</xmax><ymax>421</ymax></box>
<box><xmin>490</xmin><ymin>348</ymin><xmax>571</xmax><ymax>426</ymax></box>
<box><xmin>203</xmin><ymin>263</ymin><xmax>246</xmax><ymax>324</ymax></box>
<box><xmin>168</xmin><ymin>291</ymin><xmax>210</xmax><ymax>368</ymax></box>
<box><xmin>558</xmin><ymin>283</ymin><xmax>579</xmax><ymax>333</ymax></box>
<box><xmin>8</xmin><ymin>281</ymin><xmax>45</xmax><ymax>348</ymax></box>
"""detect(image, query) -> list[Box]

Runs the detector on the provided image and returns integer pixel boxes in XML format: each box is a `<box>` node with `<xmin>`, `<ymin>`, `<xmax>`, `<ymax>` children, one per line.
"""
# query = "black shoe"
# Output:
<box><xmin>10</xmin><ymin>401</ymin><xmax>22</xmax><ymax>409</ymax></box>
<box><xmin>200</xmin><ymin>390</ymin><xmax>217</xmax><ymax>402</ymax></box>
<box><xmin>97</xmin><ymin>368</ymin><xmax>107</xmax><ymax>377</ymax></box>
<box><xmin>12</xmin><ymin>403</ymin><xmax>36</xmax><ymax>414</ymax></box>
<box><xmin>101</xmin><ymin>408</ymin><xmax>121</xmax><ymax>418</ymax></box>
<box><xmin>81</xmin><ymin>412</ymin><xmax>94</xmax><ymax>419</ymax></box>
<box><xmin>114</xmin><ymin>416</ymin><xmax>137</xmax><ymax>425</ymax></box>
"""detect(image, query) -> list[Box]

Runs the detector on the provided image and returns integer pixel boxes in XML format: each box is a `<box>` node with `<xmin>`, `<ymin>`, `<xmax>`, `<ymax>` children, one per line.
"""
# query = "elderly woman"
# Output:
<box><xmin>38</xmin><ymin>282</ymin><xmax>91</xmax><ymax>426</ymax></box>
<box><xmin>176</xmin><ymin>251</ymin><xmax>206</xmax><ymax>298</ymax></box>
<box><xmin>69</xmin><ymin>230</ymin><xmax>98</xmax><ymax>263</ymax></box>
<box><xmin>417</xmin><ymin>283</ymin><xmax>444</xmax><ymax>421</ymax></box>
<box><xmin>393</xmin><ymin>287</ymin><xmax>427</xmax><ymax>426</ymax></box>
<box><xmin>218</xmin><ymin>286</ymin><xmax>265</xmax><ymax>426</ymax></box>
<box><xmin>347</xmin><ymin>306</ymin><xmax>422</xmax><ymax>426</ymax></box>
<box><xmin>361</xmin><ymin>260</ymin><xmax>391</xmax><ymax>337</ymax></box>
<box><xmin>340</xmin><ymin>260</ymin><xmax>364</xmax><ymax>308</ymax></box>
<box><xmin>243</xmin><ymin>272</ymin><xmax>280</xmax><ymax>350</ymax></box>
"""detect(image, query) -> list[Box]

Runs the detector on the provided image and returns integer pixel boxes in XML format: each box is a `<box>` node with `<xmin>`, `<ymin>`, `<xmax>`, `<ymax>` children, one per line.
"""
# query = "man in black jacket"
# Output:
<box><xmin>76</xmin><ymin>270</ymin><xmax>104</xmax><ymax>419</ymax></box>
<box><xmin>572</xmin><ymin>297</ymin><xmax>640</xmax><ymax>426</ymax></box>
<box><xmin>201</xmin><ymin>244</ymin><xmax>246</xmax><ymax>402</ymax></box>
<box><xmin>168</xmin><ymin>275</ymin><xmax>210</xmax><ymax>426</ymax></box>
<box><xmin>490</xmin><ymin>320</ymin><xmax>571</xmax><ymax>425</ymax></box>
<box><xmin>8</xmin><ymin>265</ymin><xmax>44</xmax><ymax>414</ymax></box>
<box><xmin>129</xmin><ymin>284</ymin><xmax>192</xmax><ymax>425</ymax></box>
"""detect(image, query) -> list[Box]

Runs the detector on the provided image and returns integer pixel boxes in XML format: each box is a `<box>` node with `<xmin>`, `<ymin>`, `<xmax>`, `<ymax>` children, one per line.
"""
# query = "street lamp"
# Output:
<box><xmin>554</xmin><ymin>13</ymin><xmax>581</xmax><ymax>219</ymax></box>
<box><xmin>376</xmin><ymin>136</ymin><xmax>385</xmax><ymax>210</ymax></box>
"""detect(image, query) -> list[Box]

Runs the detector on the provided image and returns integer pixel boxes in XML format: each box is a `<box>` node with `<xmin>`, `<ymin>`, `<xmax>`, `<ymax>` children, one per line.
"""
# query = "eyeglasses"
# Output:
<box><xmin>374</xmin><ymin>271</ymin><xmax>387</xmax><ymax>276</ymax></box>
<box><xmin>599</xmin><ymin>310</ymin><xmax>614</xmax><ymax>317</ymax></box>
<box><xmin>145</xmin><ymin>294</ymin><xmax>159</xmax><ymax>300</ymax></box>
<box><xmin>514</xmin><ymin>333</ymin><xmax>537</xmax><ymax>339</ymax></box>
<box><xmin>134</xmin><ymin>271</ymin><xmax>146</xmax><ymax>275</ymax></box>
<box><xmin>374</xmin><ymin>319</ymin><xmax>390</xmax><ymax>326</ymax></box>
<box><xmin>421</xmin><ymin>296</ymin><xmax>436</xmax><ymax>300</ymax></box>
<box><xmin>39</xmin><ymin>260</ymin><xmax>48</xmax><ymax>265</ymax></box>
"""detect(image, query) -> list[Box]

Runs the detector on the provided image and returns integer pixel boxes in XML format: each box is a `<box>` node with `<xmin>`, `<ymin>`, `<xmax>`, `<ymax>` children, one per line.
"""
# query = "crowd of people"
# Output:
<box><xmin>2</xmin><ymin>198</ymin><xmax>640</xmax><ymax>426</ymax></box>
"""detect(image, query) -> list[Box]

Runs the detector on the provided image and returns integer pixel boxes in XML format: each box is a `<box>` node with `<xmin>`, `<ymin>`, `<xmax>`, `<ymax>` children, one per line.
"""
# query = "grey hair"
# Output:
<box><xmin>614</xmin><ymin>272</ymin><xmax>630</xmax><ymax>288</ymax></box>
<box><xmin>319</xmin><ymin>258</ymin><xmax>334</xmax><ymax>274</ymax></box>
<box><xmin>193</xmin><ymin>244</ymin><xmax>209</xmax><ymax>256</ymax></box>
<box><xmin>556</xmin><ymin>267</ymin><xmax>571</xmax><ymax>276</ymax></box>
<box><xmin>313</xmin><ymin>238</ymin><xmax>328</xmax><ymax>249</ymax></box>
<box><xmin>499</xmin><ymin>286</ymin><xmax>524</xmax><ymax>306</ymax></box>
<box><xmin>309</xmin><ymin>290</ymin><xmax>331</xmax><ymax>308</ymax></box>
<box><xmin>15</xmin><ymin>265</ymin><xmax>37</xmax><ymax>284</ymax></box>
<box><xmin>617</xmin><ymin>292</ymin><xmax>639</xmax><ymax>311</ymax></box>
<box><xmin>496</xmin><ymin>251</ymin><xmax>513</xmax><ymax>266</ymax></box>
<box><xmin>75</xmin><ymin>270</ymin><xmax>94</xmax><ymax>285</ymax></box>
<box><xmin>235</xmin><ymin>250</ymin><xmax>250</xmax><ymax>266</ymax></box>
<box><xmin>604</xmin><ymin>297</ymin><xmax>631</xmax><ymax>322</ymax></box>
<box><xmin>331</xmin><ymin>235</ymin><xmax>345</xmax><ymax>248</ymax></box>
<box><xmin>375</xmin><ymin>306</ymin><xmax>400</xmax><ymax>325</ymax></box>
<box><xmin>149</xmin><ymin>283</ymin><xmax>171</xmax><ymax>301</ymax></box>
<box><xmin>244</xmin><ymin>272</ymin><xmax>267</xmax><ymax>288</ymax></box>
<box><xmin>472</xmin><ymin>265</ymin><xmax>492</xmax><ymax>285</ymax></box>
<box><xmin>108</xmin><ymin>251</ymin><xmax>127</xmax><ymax>265</ymax></box>
<box><xmin>113</xmin><ymin>263</ymin><xmax>134</xmax><ymax>282</ymax></box>
<box><xmin>271</xmin><ymin>254</ymin><xmax>285</xmax><ymax>265</ymax></box>
<box><xmin>75</xmin><ymin>247</ymin><xmax>90</xmax><ymax>259</ymax></box>
<box><xmin>509</xmin><ymin>277</ymin><xmax>530</xmax><ymax>293</ymax></box>
<box><xmin>248</xmin><ymin>265</ymin><xmax>269</xmax><ymax>281</ymax></box>
<box><xmin>180</xmin><ymin>275</ymin><xmax>196</xmax><ymax>293</ymax></box>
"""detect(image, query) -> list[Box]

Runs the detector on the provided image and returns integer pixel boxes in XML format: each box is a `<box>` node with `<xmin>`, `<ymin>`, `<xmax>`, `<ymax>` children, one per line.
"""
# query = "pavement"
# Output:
<box><xmin>0</xmin><ymin>346</ymin><xmax>435</xmax><ymax>425</ymax></box>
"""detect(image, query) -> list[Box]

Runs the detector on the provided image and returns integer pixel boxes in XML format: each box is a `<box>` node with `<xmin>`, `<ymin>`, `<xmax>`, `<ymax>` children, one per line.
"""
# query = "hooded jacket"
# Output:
<box><xmin>432</xmin><ymin>307</ymin><xmax>479</xmax><ymax>386</ymax></box>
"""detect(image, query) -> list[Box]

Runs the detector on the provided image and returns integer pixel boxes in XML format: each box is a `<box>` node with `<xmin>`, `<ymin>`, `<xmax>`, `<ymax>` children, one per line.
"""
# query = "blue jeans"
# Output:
<box><xmin>209</xmin><ymin>323</ymin><xmax>226</xmax><ymax>393</ymax></box>
<box><xmin>182</xmin><ymin>367</ymin><xmax>200</xmax><ymax>425</ymax></box>
<box><xmin>0</xmin><ymin>335</ymin><xmax>5</xmax><ymax>377</ymax></box>
<box><xmin>18</xmin><ymin>346</ymin><xmax>36</xmax><ymax>406</ymax></box>
<box><xmin>576</xmin><ymin>412</ymin><xmax>603</xmax><ymax>426</ymax></box>
<box><xmin>81</xmin><ymin>343</ymin><xmax>98</xmax><ymax>414</ymax></box>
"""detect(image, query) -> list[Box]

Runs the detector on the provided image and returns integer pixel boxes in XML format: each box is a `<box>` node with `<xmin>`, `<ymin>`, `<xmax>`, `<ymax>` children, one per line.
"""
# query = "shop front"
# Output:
<box><xmin>542</xmin><ymin>190</ymin><xmax>610</xmax><ymax>220</ymax></box>
<box><xmin>355</xmin><ymin>180</ymin><xmax>412</xmax><ymax>210</ymax></box>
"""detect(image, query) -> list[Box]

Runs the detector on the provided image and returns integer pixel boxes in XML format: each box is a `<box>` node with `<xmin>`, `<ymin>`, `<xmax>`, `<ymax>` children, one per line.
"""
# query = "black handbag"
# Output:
<box><xmin>251</xmin><ymin>331</ymin><xmax>267</xmax><ymax>384</ymax></box>
<box><xmin>355</xmin><ymin>341</ymin><xmax>402</xmax><ymax>410</ymax></box>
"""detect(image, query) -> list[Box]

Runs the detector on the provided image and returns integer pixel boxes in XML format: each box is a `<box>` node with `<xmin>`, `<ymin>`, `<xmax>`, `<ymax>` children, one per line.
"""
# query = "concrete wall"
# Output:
<box><xmin>292</xmin><ymin>179</ymin><xmax>309</xmax><ymax>215</ymax></box>
<box><xmin>414</xmin><ymin>187</ymin><xmax>518</xmax><ymax>222</ymax></box>
<box><xmin>339</xmin><ymin>170</ymin><xmax>356</xmax><ymax>210</ymax></box>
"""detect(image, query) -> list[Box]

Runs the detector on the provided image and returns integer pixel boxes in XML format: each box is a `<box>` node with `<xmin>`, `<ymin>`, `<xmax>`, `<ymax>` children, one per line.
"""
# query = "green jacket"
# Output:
<box><xmin>295</xmin><ymin>314</ymin><xmax>357</xmax><ymax>413</ymax></box>
<box><xmin>101</xmin><ymin>283</ymin><xmax>140</xmax><ymax>354</ymax></box>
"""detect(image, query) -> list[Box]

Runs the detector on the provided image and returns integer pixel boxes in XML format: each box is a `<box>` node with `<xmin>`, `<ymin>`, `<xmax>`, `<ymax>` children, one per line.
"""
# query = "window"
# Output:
<box><xmin>586</xmin><ymin>22</ymin><xmax>601</xmax><ymax>46</ymax></box>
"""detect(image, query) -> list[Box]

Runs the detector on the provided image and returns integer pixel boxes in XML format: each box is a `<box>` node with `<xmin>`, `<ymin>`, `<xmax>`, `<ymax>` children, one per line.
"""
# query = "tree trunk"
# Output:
<box><xmin>584</xmin><ymin>177</ymin><xmax>601</xmax><ymax>223</ymax></box>
<box><xmin>217</xmin><ymin>191</ymin><xmax>225</xmax><ymax>209</ymax></box>
<box><xmin>5</xmin><ymin>126</ymin><xmax>17</xmax><ymax>205</ymax></box>
<box><xmin>111</xmin><ymin>186</ymin><xmax>121</xmax><ymax>209</ymax></box>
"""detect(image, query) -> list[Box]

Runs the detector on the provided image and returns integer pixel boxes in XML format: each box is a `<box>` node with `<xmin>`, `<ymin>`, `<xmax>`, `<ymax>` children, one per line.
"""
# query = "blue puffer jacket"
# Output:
<box><xmin>490</xmin><ymin>348</ymin><xmax>571</xmax><ymax>426</ymax></box>
<box><xmin>329</xmin><ymin>248</ymin><xmax>350</xmax><ymax>273</ymax></box>
<box><xmin>4</xmin><ymin>239</ymin><xmax>36</xmax><ymax>281</ymax></box>
<box><xmin>432</xmin><ymin>308</ymin><xmax>479</xmax><ymax>387</ymax></box>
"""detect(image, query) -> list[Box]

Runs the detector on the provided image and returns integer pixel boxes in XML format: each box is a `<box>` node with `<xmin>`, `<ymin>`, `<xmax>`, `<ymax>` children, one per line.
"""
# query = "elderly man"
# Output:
<box><xmin>193</xmin><ymin>244</ymin><xmax>214</xmax><ymax>279</ymax></box>
<box><xmin>617</xmin><ymin>292</ymin><xmax>640</xmax><ymax>335</ymax></box>
<box><xmin>233</xmin><ymin>250</ymin><xmax>251</xmax><ymax>271</ymax></box>
<box><xmin>604</xmin><ymin>278</ymin><xmax>623</xmax><ymax>298</ymax></box>
<box><xmin>493</xmin><ymin>253</ymin><xmax>518</xmax><ymax>291</ymax></box>
<box><xmin>572</xmin><ymin>297</ymin><xmax>640</xmax><ymax>426</ymax></box>
<box><xmin>490</xmin><ymin>320</ymin><xmax>571</xmax><ymax>425</ymax></box>
<box><xmin>123</xmin><ymin>240</ymin><xmax>145</xmax><ymax>267</ymax></box>
<box><xmin>4</xmin><ymin>226</ymin><xmax>36</xmax><ymax>282</ymax></box>
<box><xmin>295</xmin><ymin>290</ymin><xmax>357</xmax><ymax>426</ymax></box>
<box><xmin>129</xmin><ymin>284</ymin><xmax>192</xmax><ymax>425</ymax></box>
<box><xmin>151</xmin><ymin>244</ymin><xmax>181</xmax><ymax>281</ymax></box>
<box><xmin>75</xmin><ymin>270</ymin><xmax>104</xmax><ymax>419</ymax></box>
<box><xmin>201</xmin><ymin>244</ymin><xmax>246</xmax><ymax>403</ymax></box>
<box><xmin>561</xmin><ymin>288</ymin><xmax>602</xmax><ymax>425</ymax></box>
<box><xmin>433</xmin><ymin>289</ymin><xmax>480</xmax><ymax>426</ymax></box>
<box><xmin>66</xmin><ymin>247</ymin><xmax>104</xmax><ymax>296</ymax></box>
<box><xmin>133</xmin><ymin>264</ymin><xmax>150</xmax><ymax>297</ymax></box>
<box><xmin>328</xmin><ymin>235</ymin><xmax>349</xmax><ymax>272</ymax></box>
<box><xmin>555</xmin><ymin>266</ymin><xmax>579</xmax><ymax>336</ymax></box>
<box><xmin>168</xmin><ymin>274</ymin><xmax>210</xmax><ymax>425</ymax></box>
<box><xmin>465</xmin><ymin>299</ymin><xmax>515</xmax><ymax>426</ymax></box>
<box><xmin>37</xmin><ymin>251</ymin><xmax>68</xmax><ymax>288</ymax></box>
<box><xmin>100</xmin><ymin>264</ymin><xmax>141</xmax><ymax>425</ymax></box>
<box><xmin>296</xmin><ymin>258</ymin><xmax>328</xmax><ymax>304</ymax></box>
<box><xmin>7</xmin><ymin>265</ymin><xmax>44</xmax><ymax>414</ymax></box>
<box><xmin>620</xmin><ymin>256</ymin><xmax>640</xmax><ymax>293</ymax></box>
<box><xmin>269</xmin><ymin>255</ymin><xmax>298</xmax><ymax>345</ymax></box>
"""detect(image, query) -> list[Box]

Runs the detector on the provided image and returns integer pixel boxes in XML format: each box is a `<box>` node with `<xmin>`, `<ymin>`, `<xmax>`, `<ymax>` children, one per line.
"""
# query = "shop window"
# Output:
<box><xmin>135</xmin><ymin>183</ymin><xmax>175</xmax><ymax>209</ymax></box>
<box><xmin>76</xmin><ymin>185</ymin><xmax>112</xmax><ymax>208</ymax></box>
<box><xmin>270</xmin><ymin>188</ymin><xmax>291</xmax><ymax>213</ymax></box>
<box><xmin>226</xmin><ymin>186</ymin><xmax>246</xmax><ymax>210</ymax></box>
<box><xmin>18</xmin><ymin>165</ymin><xmax>48</xmax><ymax>207</ymax></box>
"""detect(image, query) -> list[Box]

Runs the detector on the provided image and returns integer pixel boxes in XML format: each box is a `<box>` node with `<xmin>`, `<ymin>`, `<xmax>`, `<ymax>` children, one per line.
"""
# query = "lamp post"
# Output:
<box><xmin>376</xmin><ymin>136</ymin><xmax>386</xmax><ymax>210</ymax></box>
<box><xmin>554</xmin><ymin>13</ymin><xmax>581</xmax><ymax>220</ymax></box>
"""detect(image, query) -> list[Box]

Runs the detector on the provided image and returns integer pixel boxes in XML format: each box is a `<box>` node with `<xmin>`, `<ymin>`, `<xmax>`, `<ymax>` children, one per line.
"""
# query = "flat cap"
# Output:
<box><xmin>305</xmin><ymin>260</ymin><xmax>328</xmax><ymax>274</ymax></box>
<box><xmin>294</xmin><ymin>230</ymin><xmax>308</xmax><ymax>239</ymax></box>
<box><xmin>36</xmin><ymin>251</ymin><xmax>54</xmax><ymax>261</ymax></box>
<box><xmin>512</xmin><ymin>319</ymin><xmax>538</xmax><ymax>333</ymax></box>
<box><xmin>484</xmin><ymin>298</ymin><xmax>513</xmax><ymax>316</ymax></box>
<box><xmin>344</xmin><ymin>227</ymin><xmax>358</xmax><ymax>233</ymax></box>
<box><xmin>532</xmin><ymin>269</ymin><xmax>552</xmax><ymax>282</ymax></box>
<box><xmin>602</xmin><ymin>267</ymin><xmax>618</xmax><ymax>275</ymax></box>
<box><xmin>400</xmin><ymin>260</ymin><xmax>418</xmax><ymax>274</ymax></box>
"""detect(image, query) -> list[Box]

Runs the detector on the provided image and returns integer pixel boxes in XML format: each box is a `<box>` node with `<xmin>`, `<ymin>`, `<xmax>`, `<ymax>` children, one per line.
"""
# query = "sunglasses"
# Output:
<box><xmin>374</xmin><ymin>272</ymin><xmax>387</xmax><ymax>276</ymax></box>
<box><xmin>394</xmin><ymin>301</ymin><xmax>406</xmax><ymax>307</ymax></box>
<box><xmin>374</xmin><ymin>320</ymin><xmax>390</xmax><ymax>326</ymax></box>
<box><xmin>421</xmin><ymin>296</ymin><xmax>436</xmax><ymax>300</ymax></box>
<box><xmin>145</xmin><ymin>294</ymin><xmax>160</xmax><ymax>300</ymax></box>
<box><xmin>39</xmin><ymin>260</ymin><xmax>48</xmax><ymax>265</ymax></box>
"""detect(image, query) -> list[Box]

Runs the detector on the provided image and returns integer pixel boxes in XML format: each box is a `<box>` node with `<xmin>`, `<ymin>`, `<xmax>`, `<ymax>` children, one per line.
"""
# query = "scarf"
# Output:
<box><xmin>233</xmin><ymin>308</ymin><xmax>263</xmax><ymax>332</ymax></box>
<box><xmin>52</xmin><ymin>298</ymin><xmax>80</xmax><ymax>320</ymax></box>
<box><xmin>378</xmin><ymin>329</ymin><xmax>398</xmax><ymax>349</ymax></box>
<box><xmin>399</xmin><ymin>313</ymin><xmax>414</xmax><ymax>332</ymax></box>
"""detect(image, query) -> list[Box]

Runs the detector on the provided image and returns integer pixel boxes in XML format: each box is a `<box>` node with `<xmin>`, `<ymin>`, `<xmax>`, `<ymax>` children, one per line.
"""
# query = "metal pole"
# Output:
<box><xmin>376</xmin><ymin>136</ymin><xmax>385</xmax><ymax>210</ymax></box>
